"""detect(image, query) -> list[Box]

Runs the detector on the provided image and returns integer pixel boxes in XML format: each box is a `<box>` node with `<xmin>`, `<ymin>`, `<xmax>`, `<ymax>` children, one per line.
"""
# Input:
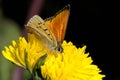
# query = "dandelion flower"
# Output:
<box><xmin>41</xmin><ymin>41</ymin><xmax>105</xmax><ymax>80</ymax></box>
<box><xmin>2</xmin><ymin>33</ymin><xmax>105</xmax><ymax>80</ymax></box>
<box><xmin>2</xmin><ymin>33</ymin><xmax>49</xmax><ymax>72</ymax></box>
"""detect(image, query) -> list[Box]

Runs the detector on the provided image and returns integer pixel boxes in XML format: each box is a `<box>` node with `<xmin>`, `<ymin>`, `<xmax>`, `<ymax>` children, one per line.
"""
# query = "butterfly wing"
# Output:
<box><xmin>45</xmin><ymin>4</ymin><xmax>70</xmax><ymax>43</ymax></box>
<box><xmin>26</xmin><ymin>15</ymin><xmax>58</xmax><ymax>49</ymax></box>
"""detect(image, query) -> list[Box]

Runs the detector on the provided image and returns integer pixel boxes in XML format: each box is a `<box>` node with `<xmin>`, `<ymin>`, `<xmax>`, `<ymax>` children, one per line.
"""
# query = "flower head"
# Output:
<box><xmin>2</xmin><ymin>33</ymin><xmax>50</xmax><ymax>72</ymax></box>
<box><xmin>2</xmin><ymin>33</ymin><xmax>105</xmax><ymax>80</ymax></box>
<box><xmin>41</xmin><ymin>41</ymin><xmax>105</xmax><ymax>80</ymax></box>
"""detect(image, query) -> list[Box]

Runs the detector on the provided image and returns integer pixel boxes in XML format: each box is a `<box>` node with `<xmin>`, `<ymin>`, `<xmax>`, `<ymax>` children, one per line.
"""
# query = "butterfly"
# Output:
<box><xmin>25</xmin><ymin>4</ymin><xmax>70</xmax><ymax>53</ymax></box>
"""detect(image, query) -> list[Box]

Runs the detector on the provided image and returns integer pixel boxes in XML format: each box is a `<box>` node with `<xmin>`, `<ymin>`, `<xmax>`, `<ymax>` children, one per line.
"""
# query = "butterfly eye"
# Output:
<box><xmin>56</xmin><ymin>42</ymin><xmax>63</xmax><ymax>53</ymax></box>
<box><xmin>58</xmin><ymin>47</ymin><xmax>63</xmax><ymax>53</ymax></box>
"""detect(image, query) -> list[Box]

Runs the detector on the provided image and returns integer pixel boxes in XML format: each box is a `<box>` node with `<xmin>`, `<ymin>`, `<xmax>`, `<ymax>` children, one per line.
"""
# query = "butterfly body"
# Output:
<box><xmin>26</xmin><ymin>5</ymin><xmax>70</xmax><ymax>52</ymax></box>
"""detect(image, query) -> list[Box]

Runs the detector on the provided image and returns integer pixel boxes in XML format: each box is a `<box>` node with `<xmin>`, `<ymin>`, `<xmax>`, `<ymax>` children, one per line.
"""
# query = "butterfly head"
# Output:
<box><xmin>55</xmin><ymin>42</ymin><xmax>63</xmax><ymax>53</ymax></box>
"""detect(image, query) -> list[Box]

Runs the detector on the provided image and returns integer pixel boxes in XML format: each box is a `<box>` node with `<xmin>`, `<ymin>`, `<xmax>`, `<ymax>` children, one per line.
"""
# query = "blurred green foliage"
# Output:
<box><xmin>0</xmin><ymin>3</ymin><xmax>31</xmax><ymax>80</ymax></box>
<box><xmin>0</xmin><ymin>4</ymin><xmax>21</xmax><ymax>80</ymax></box>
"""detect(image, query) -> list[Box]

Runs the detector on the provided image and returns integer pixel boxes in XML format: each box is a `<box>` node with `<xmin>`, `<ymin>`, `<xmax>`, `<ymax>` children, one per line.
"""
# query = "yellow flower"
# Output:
<box><xmin>41</xmin><ymin>41</ymin><xmax>105</xmax><ymax>80</ymax></box>
<box><xmin>2</xmin><ymin>33</ymin><xmax>50</xmax><ymax>72</ymax></box>
<box><xmin>2</xmin><ymin>33</ymin><xmax>105</xmax><ymax>80</ymax></box>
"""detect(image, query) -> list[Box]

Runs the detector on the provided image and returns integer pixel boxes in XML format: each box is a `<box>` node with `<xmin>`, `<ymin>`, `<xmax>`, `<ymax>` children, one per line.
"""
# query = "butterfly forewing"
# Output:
<box><xmin>26</xmin><ymin>15</ymin><xmax>58</xmax><ymax>49</ymax></box>
<box><xmin>45</xmin><ymin>5</ymin><xmax>70</xmax><ymax>43</ymax></box>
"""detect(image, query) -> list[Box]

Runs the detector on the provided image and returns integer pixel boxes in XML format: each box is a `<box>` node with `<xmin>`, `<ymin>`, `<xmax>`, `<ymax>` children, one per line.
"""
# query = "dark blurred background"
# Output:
<box><xmin>0</xmin><ymin>0</ymin><xmax>119</xmax><ymax>80</ymax></box>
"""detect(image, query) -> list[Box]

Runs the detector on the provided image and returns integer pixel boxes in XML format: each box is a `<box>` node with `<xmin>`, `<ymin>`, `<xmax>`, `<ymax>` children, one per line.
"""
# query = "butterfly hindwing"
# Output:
<box><xmin>26</xmin><ymin>15</ymin><xmax>58</xmax><ymax>48</ymax></box>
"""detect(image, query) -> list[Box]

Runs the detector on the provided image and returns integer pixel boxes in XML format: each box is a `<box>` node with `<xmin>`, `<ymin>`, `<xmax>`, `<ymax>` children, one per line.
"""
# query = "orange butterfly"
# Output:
<box><xmin>26</xmin><ymin>4</ymin><xmax>70</xmax><ymax>52</ymax></box>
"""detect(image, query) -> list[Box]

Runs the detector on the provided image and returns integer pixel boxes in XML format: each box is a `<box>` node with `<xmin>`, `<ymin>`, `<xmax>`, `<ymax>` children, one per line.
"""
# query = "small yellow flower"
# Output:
<box><xmin>41</xmin><ymin>41</ymin><xmax>105</xmax><ymax>80</ymax></box>
<box><xmin>2</xmin><ymin>33</ymin><xmax>50</xmax><ymax>72</ymax></box>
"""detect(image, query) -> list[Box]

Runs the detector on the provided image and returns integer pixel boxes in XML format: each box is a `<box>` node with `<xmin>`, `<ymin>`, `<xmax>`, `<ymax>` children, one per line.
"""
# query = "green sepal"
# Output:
<box><xmin>24</xmin><ymin>50</ymin><xmax>32</xmax><ymax>73</ymax></box>
<box><xmin>32</xmin><ymin>54</ymin><xmax>47</xmax><ymax>80</ymax></box>
<box><xmin>24</xmin><ymin>50</ymin><xmax>47</xmax><ymax>80</ymax></box>
<box><xmin>33</xmin><ymin>54</ymin><xmax>47</xmax><ymax>70</ymax></box>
